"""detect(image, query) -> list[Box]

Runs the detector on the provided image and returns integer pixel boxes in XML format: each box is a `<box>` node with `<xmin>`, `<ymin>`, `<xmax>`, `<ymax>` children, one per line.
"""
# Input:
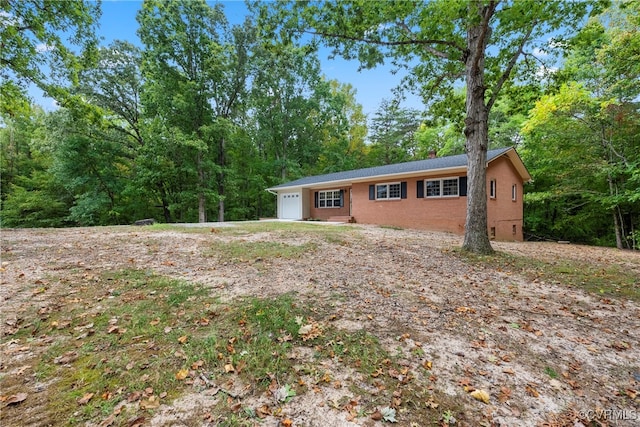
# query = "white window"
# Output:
<box><xmin>318</xmin><ymin>190</ymin><xmax>341</xmax><ymax>208</ymax></box>
<box><xmin>376</xmin><ymin>182</ymin><xmax>401</xmax><ymax>200</ymax></box>
<box><xmin>425</xmin><ymin>178</ymin><xmax>459</xmax><ymax>198</ymax></box>
<box><xmin>490</xmin><ymin>179</ymin><xmax>497</xmax><ymax>199</ymax></box>
<box><xmin>512</xmin><ymin>184</ymin><xmax>517</xmax><ymax>201</ymax></box>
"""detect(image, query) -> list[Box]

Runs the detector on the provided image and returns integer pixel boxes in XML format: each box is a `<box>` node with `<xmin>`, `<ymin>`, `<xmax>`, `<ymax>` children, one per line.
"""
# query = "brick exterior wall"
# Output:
<box><xmin>308</xmin><ymin>186</ymin><xmax>351</xmax><ymax>220</ymax></box>
<box><xmin>308</xmin><ymin>157</ymin><xmax>524</xmax><ymax>241</ymax></box>
<box><xmin>486</xmin><ymin>156</ymin><xmax>524</xmax><ymax>241</ymax></box>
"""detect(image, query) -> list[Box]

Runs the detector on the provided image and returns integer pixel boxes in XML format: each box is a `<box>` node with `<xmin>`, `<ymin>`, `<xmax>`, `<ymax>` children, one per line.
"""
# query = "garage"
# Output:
<box><xmin>279</xmin><ymin>192</ymin><xmax>302</xmax><ymax>219</ymax></box>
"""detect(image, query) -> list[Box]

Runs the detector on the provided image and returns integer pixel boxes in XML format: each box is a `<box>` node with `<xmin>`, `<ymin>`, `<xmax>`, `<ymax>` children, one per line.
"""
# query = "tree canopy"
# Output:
<box><xmin>254</xmin><ymin>0</ymin><xmax>603</xmax><ymax>253</ymax></box>
<box><xmin>0</xmin><ymin>0</ymin><xmax>101</xmax><ymax>116</ymax></box>
<box><xmin>1</xmin><ymin>0</ymin><xmax>638</xmax><ymax>251</ymax></box>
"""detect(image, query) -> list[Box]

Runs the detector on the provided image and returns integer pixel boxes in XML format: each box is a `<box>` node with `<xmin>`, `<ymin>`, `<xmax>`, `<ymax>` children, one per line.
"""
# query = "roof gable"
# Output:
<box><xmin>267</xmin><ymin>147</ymin><xmax>530</xmax><ymax>191</ymax></box>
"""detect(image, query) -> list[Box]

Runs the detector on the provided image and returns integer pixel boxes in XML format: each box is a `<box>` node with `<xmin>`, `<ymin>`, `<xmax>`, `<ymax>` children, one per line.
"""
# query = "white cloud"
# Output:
<box><xmin>535</xmin><ymin>65</ymin><xmax>558</xmax><ymax>79</ymax></box>
<box><xmin>36</xmin><ymin>43</ymin><xmax>55</xmax><ymax>53</ymax></box>
<box><xmin>532</xmin><ymin>47</ymin><xmax>548</xmax><ymax>57</ymax></box>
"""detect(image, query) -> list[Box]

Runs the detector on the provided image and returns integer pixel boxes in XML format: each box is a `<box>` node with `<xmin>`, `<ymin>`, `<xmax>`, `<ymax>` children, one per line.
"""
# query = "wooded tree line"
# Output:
<box><xmin>1</xmin><ymin>0</ymin><xmax>639</xmax><ymax>249</ymax></box>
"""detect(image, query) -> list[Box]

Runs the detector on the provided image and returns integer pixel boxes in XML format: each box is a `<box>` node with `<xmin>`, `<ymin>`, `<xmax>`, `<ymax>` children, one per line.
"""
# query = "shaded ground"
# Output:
<box><xmin>1</xmin><ymin>223</ymin><xmax>639</xmax><ymax>426</ymax></box>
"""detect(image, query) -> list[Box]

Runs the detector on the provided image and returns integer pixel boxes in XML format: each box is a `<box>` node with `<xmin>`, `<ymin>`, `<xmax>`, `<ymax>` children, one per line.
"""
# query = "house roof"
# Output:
<box><xmin>267</xmin><ymin>147</ymin><xmax>531</xmax><ymax>191</ymax></box>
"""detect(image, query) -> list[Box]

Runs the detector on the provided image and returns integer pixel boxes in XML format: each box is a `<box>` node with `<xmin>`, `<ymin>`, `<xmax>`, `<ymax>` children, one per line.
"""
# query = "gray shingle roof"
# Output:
<box><xmin>268</xmin><ymin>147</ymin><xmax>515</xmax><ymax>190</ymax></box>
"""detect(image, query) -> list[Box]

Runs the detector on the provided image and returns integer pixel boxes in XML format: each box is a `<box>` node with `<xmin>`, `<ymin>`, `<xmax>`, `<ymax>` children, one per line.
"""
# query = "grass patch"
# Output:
<box><xmin>452</xmin><ymin>249</ymin><xmax>640</xmax><ymax>301</ymax></box>
<box><xmin>23</xmin><ymin>271</ymin><xmax>326</xmax><ymax>425</ymax></box>
<box><xmin>13</xmin><ymin>267</ymin><xmax>464</xmax><ymax>426</ymax></box>
<box><xmin>379</xmin><ymin>225</ymin><xmax>404</xmax><ymax>231</ymax></box>
<box><xmin>207</xmin><ymin>240</ymin><xmax>317</xmax><ymax>262</ymax></box>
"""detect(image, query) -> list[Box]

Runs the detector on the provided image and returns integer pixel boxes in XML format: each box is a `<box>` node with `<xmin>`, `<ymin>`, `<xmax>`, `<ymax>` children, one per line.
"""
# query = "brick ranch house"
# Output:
<box><xmin>266</xmin><ymin>147</ymin><xmax>532</xmax><ymax>241</ymax></box>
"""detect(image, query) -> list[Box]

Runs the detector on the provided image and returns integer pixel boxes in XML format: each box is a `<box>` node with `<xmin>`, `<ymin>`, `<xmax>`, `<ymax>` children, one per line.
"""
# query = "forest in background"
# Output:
<box><xmin>1</xmin><ymin>0</ymin><xmax>639</xmax><ymax>249</ymax></box>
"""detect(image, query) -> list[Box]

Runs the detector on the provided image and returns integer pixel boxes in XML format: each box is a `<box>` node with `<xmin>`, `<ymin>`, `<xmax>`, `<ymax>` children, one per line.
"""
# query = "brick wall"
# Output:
<box><xmin>486</xmin><ymin>156</ymin><xmax>524</xmax><ymax>241</ymax></box>
<box><xmin>308</xmin><ymin>186</ymin><xmax>351</xmax><ymax>220</ymax></box>
<box><xmin>305</xmin><ymin>157</ymin><xmax>525</xmax><ymax>241</ymax></box>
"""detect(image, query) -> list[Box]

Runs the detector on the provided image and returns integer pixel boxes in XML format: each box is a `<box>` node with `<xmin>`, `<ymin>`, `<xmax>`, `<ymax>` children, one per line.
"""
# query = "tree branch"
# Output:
<box><xmin>303</xmin><ymin>29</ymin><xmax>462</xmax><ymax>60</ymax></box>
<box><xmin>470</xmin><ymin>0</ymin><xmax>498</xmax><ymax>74</ymax></box>
<box><xmin>487</xmin><ymin>22</ymin><xmax>535</xmax><ymax>111</ymax></box>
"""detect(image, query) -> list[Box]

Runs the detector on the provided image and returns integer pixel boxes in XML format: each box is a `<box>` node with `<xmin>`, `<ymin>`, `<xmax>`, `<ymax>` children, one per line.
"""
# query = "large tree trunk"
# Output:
<box><xmin>462</xmin><ymin>2</ymin><xmax>494</xmax><ymax>254</ymax></box>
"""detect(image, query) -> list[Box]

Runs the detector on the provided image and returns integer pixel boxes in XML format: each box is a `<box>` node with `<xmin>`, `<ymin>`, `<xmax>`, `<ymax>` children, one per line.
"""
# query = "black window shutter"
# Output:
<box><xmin>416</xmin><ymin>180</ymin><xmax>424</xmax><ymax>198</ymax></box>
<box><xmin>369</xmin><ymin>184</ymin><xmax>375</xmax><ymax>200</ymax></box>
<box><xmin>401</xmin><ymin>181</ymin><xmax>407</xmax><ymax>199</ymax></box>
<box><xmin>314</xmin><ymin>191</ymin><xmax>319</xmax><ymax>208</ymax></box>
<box><xmin>459</xmin><ymin>176</ymin><xmax>468</xmax><ymax>196</ymax></box>
<box><xmin>339</xmin><ymin>189</ymin><xmax>344</xmax><ymax>207</ymax></box>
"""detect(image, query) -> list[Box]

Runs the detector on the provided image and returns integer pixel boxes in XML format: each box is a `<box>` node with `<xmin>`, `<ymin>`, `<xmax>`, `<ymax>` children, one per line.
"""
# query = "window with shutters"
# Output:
<box><xmin>376</xmin><ymin>182</ymin><xmax>401</xmax><ymax>200</ymax></box>
<box><xmin>424</xmin><ymin>177</ymin><xmax>459</xmax><ymax>198</ymax></box>
<box><xmin>317</xmin><ymin>190</ymin><xmax>341</xmax><ymax>208</ymax></box>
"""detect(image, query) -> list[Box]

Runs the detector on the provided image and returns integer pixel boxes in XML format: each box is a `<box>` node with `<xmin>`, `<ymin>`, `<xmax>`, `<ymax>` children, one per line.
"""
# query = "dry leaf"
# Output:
<box><xmin>98</xmin><ymin>414</ymin><xmax>115</xmax><ymax>427</ymax></box>
<box><xmin>128</xmin><ymin>415</ymin><xmax>145</xmax><ymax>427</ymax></box>
<box><xmin>224</xmin><ymin>363</ymin><xmax>235</xmax><ymax>373</ymax></box>
<box><xmin>498</xmin><ymin>387</ymin><xmax>511</xmax><ymax>403</ymax></box>
<box><xmin>139</xmin><ymin>396</ymin><xmax>160</xmax><ymax>410</ymax></box>
<box><xmin>127</xmin><ymin>391</ymin><xmax>142</xmax><ymax>402</ymax></box>
<box><xmin>175</xmin><ymin>369</ymin><xmax>189</xmax><ymax>380</ymax></box>
<box><xmin>77</xmin><ymin>392</ymin><xmax>94</xmax><ymax>405</ymax></box>
<box><xmin>470</xmin><ymin>389</ymin><xmax>490</xmax><ymax>404</ymax></box>
<box><xmin>177</xmin><ymin>335</ymin><xmax>188</xmax><ymax>344</ymax></box>
<box><xmin>256</xmin><ymin>404</ymin><xmax>271</xmax><ymax>418</ymax></box>
<box><xmin>281</xmin><ymin>419</ymin><xmax>293</xmax><ymax>427</ymax></box>
<box><xmin>525</xmin><ymin>384</ymin><xmax>539</xmax><ymax>398</ymax></box>
<box><xmin>4</xmin><ymin>393</ymin><xmax>27</xmax><ymax>406</ymax></box>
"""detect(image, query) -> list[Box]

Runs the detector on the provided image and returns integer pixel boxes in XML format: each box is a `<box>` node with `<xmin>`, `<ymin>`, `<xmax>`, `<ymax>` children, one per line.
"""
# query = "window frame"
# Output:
<box><xmin>424</xmin><ymin>177</ymin><xmax>460</xmax><ymax>198</ymax></box>
<box><xmin>375</xmin><ymin>182</ymin><xmax>402</xmax><ymax>200</ymax></box>
<box><xmin>489</xmin><ymin>179</ymin><xmax>497</xmax><ymax>199</ymax></box>
<box><xmin>512</xmin><ymin>184</ymin><xmax>517</xmax><ymax>201</ymax></box>
<box><xmin>317</xmin><ymin>189</ymin><xmax>342</xmax><ymax>208</ymax></box>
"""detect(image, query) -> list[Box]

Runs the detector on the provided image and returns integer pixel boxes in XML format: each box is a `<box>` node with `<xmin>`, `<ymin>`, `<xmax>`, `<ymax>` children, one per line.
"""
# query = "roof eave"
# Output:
<box><xmin>488</xmin><ymin>147</ymin><xmax>532</xmax><ymax>183</ymax></box>
<box><xmin>266</xmin><ymin>165</ymin><xmax>468</xmax><ymax>192</ymax></box>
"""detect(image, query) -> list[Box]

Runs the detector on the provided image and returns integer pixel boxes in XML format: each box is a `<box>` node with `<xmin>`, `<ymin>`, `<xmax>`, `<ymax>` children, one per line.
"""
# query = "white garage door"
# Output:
<box><xmin>280</xmin><ymin>192</ymin><xmax>301</xmax><ymax>219</ymax></box>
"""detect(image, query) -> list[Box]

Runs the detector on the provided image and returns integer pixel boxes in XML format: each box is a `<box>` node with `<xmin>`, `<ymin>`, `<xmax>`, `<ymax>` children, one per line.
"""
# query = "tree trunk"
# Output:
<box><xmin>462</xmin><ymin>3</ymin><xmax>494</xmax><ymax>255</ymax></box>
<box><xmin>613</xmin><ymin>210</ymin><xmax>624</xmax><ymax>249</ymax></box>
<box><xmin>197</xmin><ymin>150</ymin><xmax>207</xmax><ymax>223</ymax></box>
<box><xmin>217</xmin><ymin>136</ymin><xmax>226</xmax><ymax>222</ymax></box>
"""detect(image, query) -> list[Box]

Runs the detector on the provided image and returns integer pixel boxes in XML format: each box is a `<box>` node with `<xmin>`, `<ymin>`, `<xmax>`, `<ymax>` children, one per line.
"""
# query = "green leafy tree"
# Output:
<box><xmin>249</xmin><ymin>44</ymin><xmax>341</xmax><ymax>183</ymax></box>
<box><xmin>0</xmin><ymin>0</ymin><xmax>100</xmax><ymax>115</ymax></box>
<box><xmin>522</xmin><ymin>83</ymin><xmax>639</xmax><ymax>248</ymax></box>
<box><xmin>138</xmin><ymin>0</ymin><xmax>228</xmax><ymax>223</ymax></box>
<box><xmin>367</xmin><ymin>98</ymin><xmax>422</xmax><ymax>165</ymax></box>
<box><xmin>0</xmin><ymin>107</ymin><xmax>71</xmax><ymax>227</ymax></box>
<box><xmin>207</xmin><ymin>18</ymin><xmax>255</xmax><ymax>222</ymax></box>
<box><xmin>315</xmin><ymin>81</ymin><xmax>369</xmax><ymax>173</ymax></box>
<box><xmin>522</xmin><ymin>2</ymin><xmax>640</xmax><ymax>248</ymax></box>
<box><xmin>258</xmin><ymin>0</ymin><xmax>601</xmax><ymax>253</ymax></box>
<box><xmin>46</xmin><ymin>110</ymin><xmax>134</xmax><ymax>225</ymax></box>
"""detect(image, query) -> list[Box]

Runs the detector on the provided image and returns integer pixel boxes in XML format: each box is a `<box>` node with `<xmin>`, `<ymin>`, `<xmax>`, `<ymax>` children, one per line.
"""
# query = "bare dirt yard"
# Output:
<box><xmin>1</xmin><ymin>222</ymin><xmax>639</xmax><ymax>427</ymax></box>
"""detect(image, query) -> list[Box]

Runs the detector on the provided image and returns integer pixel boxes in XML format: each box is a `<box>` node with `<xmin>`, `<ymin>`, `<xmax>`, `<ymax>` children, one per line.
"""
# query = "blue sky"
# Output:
<box><xmin>33</xmin><ymin>0</ymin><xmax>424</xmax><ymax>117</ymax></box>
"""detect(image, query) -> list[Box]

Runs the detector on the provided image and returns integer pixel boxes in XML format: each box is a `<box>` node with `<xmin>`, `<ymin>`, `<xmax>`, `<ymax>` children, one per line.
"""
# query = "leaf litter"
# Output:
<box><xmin>1</xmin><ymin>224</ymin><xmax>639</xmax><ymax>426</ymax></box>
